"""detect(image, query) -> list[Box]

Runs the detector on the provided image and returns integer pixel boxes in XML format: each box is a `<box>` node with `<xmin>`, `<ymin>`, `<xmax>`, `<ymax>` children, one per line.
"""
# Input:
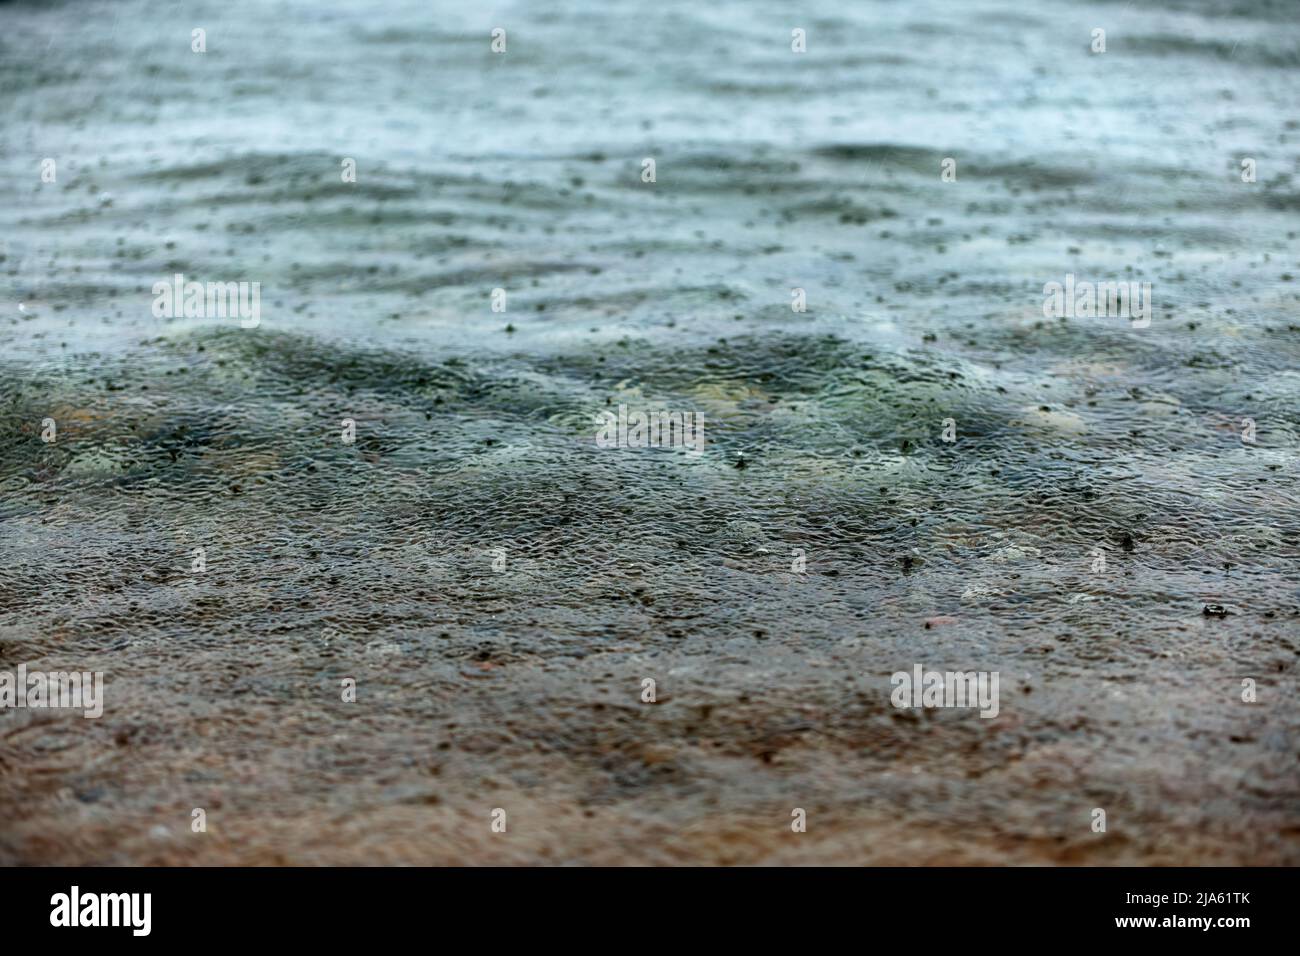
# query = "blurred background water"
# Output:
<box><xmin>0</xmin><ymin>0</ymin><xmax>1297</xmax><ymax>864</ymax></box>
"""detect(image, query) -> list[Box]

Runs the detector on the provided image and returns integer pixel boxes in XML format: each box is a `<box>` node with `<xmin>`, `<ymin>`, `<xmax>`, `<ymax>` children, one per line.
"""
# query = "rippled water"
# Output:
<box><xmin>1</xmin><ymin>0</ymin><xmax>1298</xmax><ymax>864</ymax></box>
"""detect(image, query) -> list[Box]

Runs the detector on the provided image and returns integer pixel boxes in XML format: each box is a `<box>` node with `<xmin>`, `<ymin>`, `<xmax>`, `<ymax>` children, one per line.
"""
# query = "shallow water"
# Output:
<box><xmin>1</xmin><ymin>0</ymin><xmax>1298</xmax><ymax>864</ymax></box>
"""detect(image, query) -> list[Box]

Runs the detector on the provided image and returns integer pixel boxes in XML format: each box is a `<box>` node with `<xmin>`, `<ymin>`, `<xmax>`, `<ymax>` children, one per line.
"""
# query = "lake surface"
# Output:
<box><xmin>1</xmin><ymin>0</ymin><xmax>1297</xmax><ymax>863</ymax></box>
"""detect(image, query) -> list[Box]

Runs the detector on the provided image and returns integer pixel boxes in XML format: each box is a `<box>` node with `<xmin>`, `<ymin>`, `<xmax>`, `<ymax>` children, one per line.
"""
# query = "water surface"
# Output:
<box><xmin>1</xmin><ymin>0</ymin><xmax>1297</xmax><ymax>864</ymax></box>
